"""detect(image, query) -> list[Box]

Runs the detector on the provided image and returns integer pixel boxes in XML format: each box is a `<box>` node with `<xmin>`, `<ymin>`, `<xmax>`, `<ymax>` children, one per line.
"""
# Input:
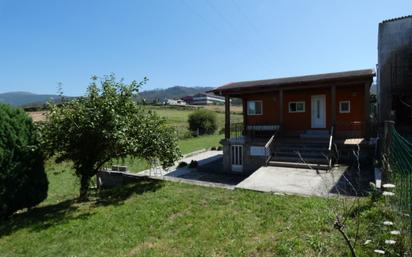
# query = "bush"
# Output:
<box><xmin>188</xmin><ymin>109</ymin><xmax>217</xmax><ymax>135</ymax></box>
<box><xmin>188</xmin><ymin>160</ymin><xmax>198</xmax><ymax>168</ymax></box>
<box><xmin>0</xmin><ymin>104</ymin><xmax>48</xmax><ymax>218</ymax></box>
<box><xmin>177</xmin><ymin>161</ymin><xmax>188</xmax><ymax>168</ymax></box>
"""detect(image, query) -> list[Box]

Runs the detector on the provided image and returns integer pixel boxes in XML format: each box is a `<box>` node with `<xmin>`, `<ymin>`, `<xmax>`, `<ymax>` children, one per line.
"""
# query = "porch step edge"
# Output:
<box><xmin>268</xmin><ymin>161</ymin><xmax>330</xmax><ymax>170</ymax></box>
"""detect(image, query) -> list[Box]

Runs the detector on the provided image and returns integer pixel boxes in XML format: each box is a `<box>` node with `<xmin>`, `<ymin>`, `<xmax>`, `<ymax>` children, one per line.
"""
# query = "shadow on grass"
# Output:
<box><xmin>95</xmin><ymin>178</ymin><xmax>163</xmax><ymax>206</ymax></box>
<box><xmin>0</xmin><ymin>178</ymin><xmax>163</xmax><ymax>238</ymax></box>
<box><xmin>0</xmin><ymin>199</ymin><xmax>81</xmax><ymax>238</ymax></box>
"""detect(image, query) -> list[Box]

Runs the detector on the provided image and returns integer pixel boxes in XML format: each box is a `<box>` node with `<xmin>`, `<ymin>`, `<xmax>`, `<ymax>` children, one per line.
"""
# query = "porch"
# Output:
<box><xmin>222</xmin><ymin>122</ymin><xmax>336</xmax><ymax>174</ymax></box>
<box><xmin>214</xmin><ymin>69</ymin><xmax>375</xmax><ymax>174</ymax></box>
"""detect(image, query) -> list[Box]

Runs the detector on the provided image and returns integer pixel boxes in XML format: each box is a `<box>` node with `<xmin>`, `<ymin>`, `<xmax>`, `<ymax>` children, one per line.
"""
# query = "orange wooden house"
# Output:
<box><xmin>210</xmin><ymin>69</ymin><xmax>375</xmax><ymax>174</ymax></box>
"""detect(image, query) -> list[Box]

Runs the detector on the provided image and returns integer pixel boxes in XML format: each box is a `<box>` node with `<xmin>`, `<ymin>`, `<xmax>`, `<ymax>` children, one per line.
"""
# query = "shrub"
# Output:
<box><xmin>217</xmin><ymin>146</ymin><xmax>223</xmax><ymax>150</ymax></box>
<box><xmin>178</xmin><ymin>130</ymin><xmax>193</xmax><ymax>139</ymax></box>
<box><xmin>188</xmin><ymin>109</ymin><xmax>217</xmax><ymax>135</ymax></box>
<box><xmin>188</xmin><ymin>160</ymin><xmax>198</xmax><ymax>168</ymax></box>
<box><xmin>0</xmin><ymin>103</ymin><xmax>48</xmax><ymax>218</ymax></box>
<box><xmin>177</xmin><ymin>161</ymin><xmax>188</xmax><ymax>168</ymax></box>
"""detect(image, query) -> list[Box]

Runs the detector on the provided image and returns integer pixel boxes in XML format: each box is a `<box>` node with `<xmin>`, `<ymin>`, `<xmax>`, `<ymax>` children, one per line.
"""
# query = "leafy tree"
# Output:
<box><xmin>188</xmin><ymin>109</ymin><xmax>217</xmax><ymax>135</ymax></box>
<box><xmin>41</xmin><ymin>75</ymin><xmax>181</xmax><ymax>201</ymax></box>
<box><xmin>0</xmin><ymin>103</ymin><xmax>48</xmax><ymax>218</ymax></box>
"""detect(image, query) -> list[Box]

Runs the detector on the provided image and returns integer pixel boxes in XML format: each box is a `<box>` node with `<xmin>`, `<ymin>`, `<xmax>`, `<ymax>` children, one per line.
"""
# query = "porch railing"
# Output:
<box><xmin>229</xmin><ymin>122</ymin><xmax>244</xmax><ymax>139</ymax></box>
<box><xmin>328</xmin><ymin>125</ymin><xmax>335</xmax><ymax>168</ymax></box>
<box><xmin>334</xmin><ymin>121</ymin><xmax>374</xmax><ymax>138</ymax></box>
<box><xmin>265</xmin><ymin>126</ymin><xmax>282</xmax><ymax>165</ymax></box>
<box><xmin>229</xmin><ymin>122</ymin><xmax>280</xmax><ymax>139</ymax></box>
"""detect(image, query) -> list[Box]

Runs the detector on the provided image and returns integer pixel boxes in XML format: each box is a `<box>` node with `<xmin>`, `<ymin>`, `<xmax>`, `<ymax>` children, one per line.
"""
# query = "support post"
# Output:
<box><xmin>331</xmin><ymin>85</ymin><xmax>336</xmax><ymax>126</ymax></box>
<box><xmin>225</xmin><ymin>96</ymin><xmax>230</xmax><ymax>139</ymax></box>
<box><xmin>279</xmin><ymin>89</ymin><xmax>284</xmax><ymax>125</ymax></box>
<box><xmin>242</xmin><ymin>98</ymin><xmax>247</xmax><ymax>136</ymax></box>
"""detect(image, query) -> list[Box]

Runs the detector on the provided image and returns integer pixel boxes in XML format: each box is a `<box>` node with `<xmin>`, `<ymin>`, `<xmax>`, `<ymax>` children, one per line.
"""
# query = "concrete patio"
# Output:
<box><xmin>235</xmin><ymin>165</ymin><xmax>348</xmax><ymax>197</ymax></box>
<box><xmin>99</xmin><ymin>150</ymin><xmax>362</xmax><ymax>197</ymax></box>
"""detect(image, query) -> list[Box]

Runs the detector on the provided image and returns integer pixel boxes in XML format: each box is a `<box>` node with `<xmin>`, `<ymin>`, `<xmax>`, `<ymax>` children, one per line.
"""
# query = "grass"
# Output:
<box><xmin>112</xmin><ymin>134</ymin><xmax>223</xmax><ymax>172</ymax></box>
<box><xmin>0</xmin><ymin>160</ymin><xmax>404</xmax><ymax>256</ymax></box>
<box><xmin>144</xmin><ymin>105</ymin><xmax>242</xmax><ymax>137</ymax></box>
<box><xmin>178</xmin><ymin>134</ymin><xmax>223</xmax><ymax>154</ymax></box>
<box><xmin>9</xmin><ymin>106</ymin><xmax>404</xmax><ymax>256</ymax></box>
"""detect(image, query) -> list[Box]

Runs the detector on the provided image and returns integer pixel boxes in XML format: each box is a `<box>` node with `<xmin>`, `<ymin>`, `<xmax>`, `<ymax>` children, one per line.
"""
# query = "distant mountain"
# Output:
<box><xmin>138</xmin><ymin>86</ymin><xmax>213</xmax><ymax>103</ymax></box>
<box><xmin>0</xmin><ymin>92</ymin><xmax>65</xmax><ymax>107</ymax></box>
<box><xmin>0</xmin><ymin>86</ymin><xmax>215</xmax><ymax>107</ymax></box>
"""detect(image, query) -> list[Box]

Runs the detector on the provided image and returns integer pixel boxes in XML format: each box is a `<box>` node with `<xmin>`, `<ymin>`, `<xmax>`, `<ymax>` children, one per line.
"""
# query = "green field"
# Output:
<box><xmin>113</xmin><ymin>134</ymin><xmax>223</xmax><ymax>172</ymax></box>
<box><xmin>144</xmin><ymin>105</ymin><xmax>242</xmax><ymax>138</ymax></box>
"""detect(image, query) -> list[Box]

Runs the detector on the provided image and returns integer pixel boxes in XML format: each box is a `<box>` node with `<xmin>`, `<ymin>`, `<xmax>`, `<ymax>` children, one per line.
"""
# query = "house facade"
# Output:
<box><xmin>211</xmin><ymin>69</ymin><xmax>375</xmax><ymax>174</ymax></box>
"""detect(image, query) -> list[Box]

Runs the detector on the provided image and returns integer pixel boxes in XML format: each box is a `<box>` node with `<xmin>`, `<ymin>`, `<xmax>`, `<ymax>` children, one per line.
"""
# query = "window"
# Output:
<box><xmin>247</xmin><ymin>101</ymin><xmax>262</xmax><ymax>115</ymax></box>
<box><xmin>339</xmin><ymin>101</ymin><xmax>350</xmax><ymax>113</ymax></box>
<box><xmin>288</xmin><ymin>101</ymin><xmax>305</xmax><ymax>113</ymax></box>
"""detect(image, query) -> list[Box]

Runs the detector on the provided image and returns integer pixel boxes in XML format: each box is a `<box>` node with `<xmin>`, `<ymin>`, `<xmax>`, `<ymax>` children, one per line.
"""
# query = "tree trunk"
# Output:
<box><xmin>79</xmin><ymin>175</ymin><xmax>90</xmax><ymax>202</ymax></box>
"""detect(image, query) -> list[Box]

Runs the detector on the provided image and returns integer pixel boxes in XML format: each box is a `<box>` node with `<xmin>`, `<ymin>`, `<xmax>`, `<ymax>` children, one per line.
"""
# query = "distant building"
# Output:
<box><xmin>181</xmin><ymin>95</ymin><xmax>194</xmax><ymax>104</ymax></box>
<box><xmin>378</xmin><ymin>15</ymin><xmax>412</xmax><ymax>130</ymax></box>
<box><xmin>191</xmin><ymin>93</ymin><xmax>225</xmax><ymax>105</ymax></box>
<box><xmin>164</xmin><ymin>99</ymin><xmax>187</xmax><ymax>106</ymax></box>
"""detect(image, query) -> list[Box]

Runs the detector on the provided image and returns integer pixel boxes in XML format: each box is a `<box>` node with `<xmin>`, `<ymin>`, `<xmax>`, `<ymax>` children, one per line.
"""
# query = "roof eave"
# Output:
<box><xmin>211</xmin><ymin>73</ymin><xmax>375</xmax><ymax>96</ymax></box>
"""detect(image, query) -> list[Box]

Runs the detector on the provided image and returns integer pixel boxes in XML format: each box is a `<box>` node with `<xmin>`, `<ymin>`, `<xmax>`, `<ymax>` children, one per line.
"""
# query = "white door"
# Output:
<box><xmin>231</xmin><ymin>145</ymin><xmax>243</xmax><ymax>172</ymax></box>
<box><xmin>311</xmin><ymin>95</ymin><xmax>326</xmax><ymax>128</ymax></box>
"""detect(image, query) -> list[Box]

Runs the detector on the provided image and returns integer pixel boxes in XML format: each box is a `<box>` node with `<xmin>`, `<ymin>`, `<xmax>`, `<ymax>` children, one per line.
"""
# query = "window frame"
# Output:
<box><xmin>247</xmin><ymin>100</ymin><xmax>263</xmax><ymax>116</ymax></box>
<box><xmin>288</xmin><ymin>101</ymin><xmax>305</xmax><ymax>113</ymax></box>
<box><xmin>339</xmin><ymin>100</ymin><xmax>351</xmax><ymax>113</ymax></box>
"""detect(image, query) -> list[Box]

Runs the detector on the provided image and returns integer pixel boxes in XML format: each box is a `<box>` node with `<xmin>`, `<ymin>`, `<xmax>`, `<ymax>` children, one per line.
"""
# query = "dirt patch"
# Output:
<box><xmin>27</xmin><ymin>111</ymin><xmax>47</xmax><ymax>122</ymax></box>
<box><xmin>203</xmin><ymin>105</ymin><xmax>242</xmax><ymax>114</ymax></box>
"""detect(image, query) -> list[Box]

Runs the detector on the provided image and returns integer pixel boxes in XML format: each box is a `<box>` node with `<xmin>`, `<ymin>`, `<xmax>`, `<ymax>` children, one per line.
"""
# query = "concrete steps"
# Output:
<box><xmin>267</xmin><ymin>131</ymin><xmax>331</xmax><ymax>170</ymax></box>
<box><xmin>268</xmin><ymin>160</ymin><xmax>330</xmax><ymax>170</ymax></box>
<box><xmin>273</xmin><ymin>151</ymin><xmax>329</xmax><ymax>158</ymax></box>
<box><xmin>271</xmin><ymin>156</ymin><xmax>329</xmax><ymax>164</ymax></box>
<box><xmin>300</xmin><ymin>130</ymin><xmax>329</xmax><ymax>139</ymax></box>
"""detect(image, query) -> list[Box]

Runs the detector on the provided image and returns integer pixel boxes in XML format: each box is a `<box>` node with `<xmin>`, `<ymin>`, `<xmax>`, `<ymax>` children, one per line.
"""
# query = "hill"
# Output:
<box><xmin>0</xmin><ymin>86</ymin><xmax>215</xmax><ymax>107</ymax></box>
<box><xmin>0</xmin><ymin>92</ymin><xmax>64</xmax><ymax>107</ymax></box>
<box><xmin>138</xmin><ymin>86</ymin><xmax>213</xmax><ymax>103</ymax></box>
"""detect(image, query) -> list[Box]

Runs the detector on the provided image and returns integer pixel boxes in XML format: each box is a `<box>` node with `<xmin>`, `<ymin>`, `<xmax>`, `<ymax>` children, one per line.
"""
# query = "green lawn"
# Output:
<box><xmin>144</xmin><ymin>105</ymin><xmax>242</xmax><ymax>137</ymax></box>
<box><xmin>112</xmin><ymin>134</ymin><xmax>223</xmax><ymax>172</ymax></box>
<box><xmin>177</xmin><ymin>134</ymin><xmax>222</xmax><ymax>154</ymax></box>
<box><xmin>4</xmin><ymin>106</ymin><xmax>405</xmax><ymax>256</ymax></box>
<box><xmin>0</xmin><ymin>159</ymin><xmax>403</xmax><ymax>256</ymax></box>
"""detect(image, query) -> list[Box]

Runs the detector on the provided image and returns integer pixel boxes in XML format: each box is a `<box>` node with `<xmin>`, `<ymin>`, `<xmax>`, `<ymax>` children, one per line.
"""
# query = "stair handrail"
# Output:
<box><xmin>328</xmin><ymin>125</ymin><xmax>335</xmax><ymax>168</ymax></box>
<box><xmin>265</xmin><ymin>125</ymin><xmax>281</xmax><ymax>165</ymax></box>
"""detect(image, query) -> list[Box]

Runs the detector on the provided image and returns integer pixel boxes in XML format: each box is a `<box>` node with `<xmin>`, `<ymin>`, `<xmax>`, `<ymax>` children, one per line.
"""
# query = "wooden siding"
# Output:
<box><xmin>283</xmin><ymin>88</ymin><xmax>331</xmax><ymax>131</ymax></box>
<box><xmin>243</xmin><ymin>92</ymin><xmax>280</xmax><ymax>125</ymax></box>
<box><xmin>241</xmin><ymin>83</ymin><xmax>367</xmax><ymax>136</ymax></box>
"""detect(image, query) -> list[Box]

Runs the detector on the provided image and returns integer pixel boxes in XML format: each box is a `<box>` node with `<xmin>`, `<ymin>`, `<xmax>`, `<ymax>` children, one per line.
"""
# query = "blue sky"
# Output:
<box><xmin>0</xmin><ymin>0</ymin><xmax>411</xmax><ymax>96</ymax></box>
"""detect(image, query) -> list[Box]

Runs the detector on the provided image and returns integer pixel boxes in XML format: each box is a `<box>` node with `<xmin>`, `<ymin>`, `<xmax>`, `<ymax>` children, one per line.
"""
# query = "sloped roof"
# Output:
<box><xmin>193</xmin><ymin>92</ymin><xmax>225</xmax><ymax>99</ymax></box>
<box><xmin>211</xmin><ymin>69</ymin><xmax>375</xmax><ymax>95</ymax></box>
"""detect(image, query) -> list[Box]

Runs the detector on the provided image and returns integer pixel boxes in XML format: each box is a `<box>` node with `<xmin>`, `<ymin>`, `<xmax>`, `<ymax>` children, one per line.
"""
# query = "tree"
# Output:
<box><xmin>188</xmin><ymin>109</ymin><xmax>217</xmax><ymax>135</ymax></box>
<box><xmin>40</xmin><ymin>75</ymin><xmax>181</xmax><ymax>201</ymax></box>
<box><xmin>0</xmin><ymin>103</ymin><xmax>48</xmax><ymax>218</ymax></box>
